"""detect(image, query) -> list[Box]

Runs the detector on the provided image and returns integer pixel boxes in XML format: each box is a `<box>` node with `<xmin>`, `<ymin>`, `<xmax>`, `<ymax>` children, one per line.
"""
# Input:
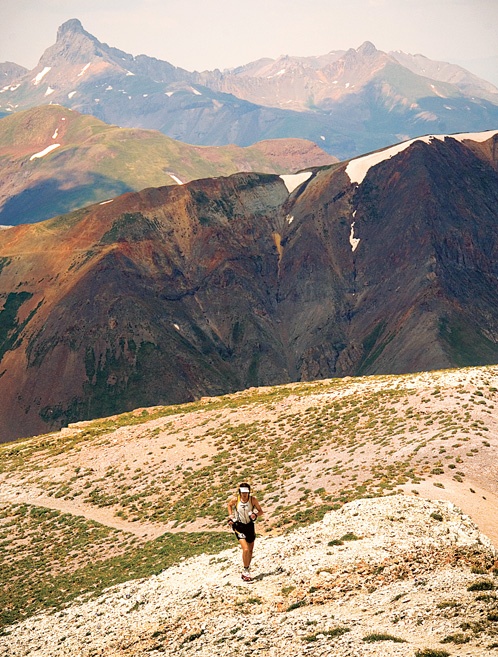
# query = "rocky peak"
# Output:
<box><xmin>56</xmin><ymin>18</ymin><xmax>86</xmax><ymax>38</ymax></box>
<box><xmin>357</xmin><ymin>40</ymin><xmax>378</xmax><ymax>56</ymax></box>
<box><xmin>39</xmin><ymin>18</ymin><xmax>102</xmax><ymax>67</ymax></box>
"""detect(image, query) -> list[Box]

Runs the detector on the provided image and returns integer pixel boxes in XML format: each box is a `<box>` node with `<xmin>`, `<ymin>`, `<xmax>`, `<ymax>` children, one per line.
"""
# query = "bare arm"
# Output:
<box><xmin>251</xmin><ymin>496</ymin><xmax>264</xmax><ymax>518</ymax></box>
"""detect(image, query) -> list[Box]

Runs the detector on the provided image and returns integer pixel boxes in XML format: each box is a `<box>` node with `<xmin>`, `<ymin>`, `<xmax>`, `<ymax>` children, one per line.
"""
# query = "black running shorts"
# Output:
<box><xmin>232</xmin><ymin>520</ymin><xmax>256</xmax><ymax>544</ymax></box>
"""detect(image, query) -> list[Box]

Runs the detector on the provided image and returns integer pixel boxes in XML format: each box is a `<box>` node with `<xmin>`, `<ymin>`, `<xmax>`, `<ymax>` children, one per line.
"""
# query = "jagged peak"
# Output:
<box><xmin>57</xmin><ymin>18</ymin><xmax>87</xmax><ymax>39</ymax></box>
<box><xmin>357</xmin><ymin>41</ymin><xmax>378</xmax><ymax>56</ymax></box>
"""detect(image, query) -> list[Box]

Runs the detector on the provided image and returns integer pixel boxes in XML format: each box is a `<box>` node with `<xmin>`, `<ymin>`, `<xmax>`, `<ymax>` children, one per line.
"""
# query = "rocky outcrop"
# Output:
<box><xmin>1</xmin><ymin>495</ymin><xmax>497</xmax><ymax>656</ymax></box>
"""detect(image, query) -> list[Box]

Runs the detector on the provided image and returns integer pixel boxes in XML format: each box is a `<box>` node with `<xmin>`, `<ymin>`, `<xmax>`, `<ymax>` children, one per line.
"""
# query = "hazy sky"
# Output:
<box><xmin>2</xmin><ymin>0</ymin><xmax>498</xmax><ymax>83</ymax></box>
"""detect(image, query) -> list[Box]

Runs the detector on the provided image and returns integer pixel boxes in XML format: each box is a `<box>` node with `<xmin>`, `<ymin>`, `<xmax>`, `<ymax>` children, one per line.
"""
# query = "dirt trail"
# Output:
<box><xmin>0</xmin><ymin>484</ymin><xmax>169</xmax><ymax>539</ymax></box>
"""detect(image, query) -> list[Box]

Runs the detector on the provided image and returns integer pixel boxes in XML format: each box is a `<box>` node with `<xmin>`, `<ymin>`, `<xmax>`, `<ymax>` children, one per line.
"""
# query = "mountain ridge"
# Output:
<box><xmin>1</xmin><ymin>19</ymin><xmax>498</xmax><ymax>159</ymax></box>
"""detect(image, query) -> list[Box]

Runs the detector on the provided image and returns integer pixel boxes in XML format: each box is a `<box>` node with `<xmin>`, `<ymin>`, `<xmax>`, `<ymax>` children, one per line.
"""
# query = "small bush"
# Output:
<box><xmin>328</xmin><ymin>539</ymin><xmax>343</xmax><ymax>546</ymax></box>
<box><xmin>437</xmin><ymin>600</ymin><xmax>459</xmax><ymax>609</ymax></box>
<box><xmin>415</xmin><ymin>650</ymin><xmax>450</xmax><ymax>657</ymax></box>
<box><xmin>441</xmin><ymin>633</ymin><xmax>470</xmax><ymax>644</ymax></box>
<box><xmin>488</xmin><ymin>613</ymin><xmax>498</xmax><ymax>622</ymax></box>
<box><xmin>362</xmin><ymin>633</ymin><xmax>406</xmax><ymax>643</ymax></box>
<box><xmin>430</xmin><ymin>512</ymin><xmax>443</xmax><ymax>521</ymax></box>
<box><xmin>302</xmin><ymin>627</ymin><xmax>350</xmax><ymax>642</ymax></box>
<box><xmin>476</xmin><ymin>593</ymin><xmax>496</xmax><ymax>602</ymax></box>
<box><xmin>468</xmin><ymin>580</ymin><xmax>495</xmax><ymax>591</ymax></box>
<box><xmin>286</xmin><ymin>600</ymin><xmax>307</xmax><ymax>612</ymax></box>
<box><xmin>341</xmin><ymin>532</ymin><xmax>361</xmax><ymax>541</ymax></box>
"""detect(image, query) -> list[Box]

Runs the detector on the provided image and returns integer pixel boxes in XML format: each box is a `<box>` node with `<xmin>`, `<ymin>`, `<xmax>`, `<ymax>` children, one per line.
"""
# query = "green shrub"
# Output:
<box><xmin>468</xmin><ymin>580</ymin><xmax>495</xmax><ymax>591</ymax></box>
<box><xmin>441</xmin><ymin>633</ymin><xmax>470</xmax><ymax>644</ymax></box>
<box><xmin>362</xmin><ymin>633</ymin><xmax>406</xmax><ymax>643</ymax></box>
<box><xmin>415</xmin><ymin>650</ymin><xmax>450</xmax><ymax>657</ymax></box>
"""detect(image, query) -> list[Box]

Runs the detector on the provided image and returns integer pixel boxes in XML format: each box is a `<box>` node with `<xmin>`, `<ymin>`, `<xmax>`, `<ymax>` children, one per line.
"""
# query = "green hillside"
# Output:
<box><xmin>0</xmin><ymin>105</ymin><xmax>333</xmax><ymax>225</ymax></box>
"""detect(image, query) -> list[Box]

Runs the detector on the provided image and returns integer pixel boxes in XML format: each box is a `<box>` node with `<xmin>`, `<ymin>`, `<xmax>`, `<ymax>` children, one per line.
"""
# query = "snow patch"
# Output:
<box><xmin>173</xmin><ymin>324</ymin><xmax>180</xmax><ymax>331</ymax></box>
<box><xmin>30</xmin><ymin>144</ymin><xmax>61</xmax><ymax>160</ymax></box>
<box><xmin>99</xmin><ymin>199</ymin><xmax>114</xmax><ymax>205</ymax></box>
<box><xmin>286</xmin><ymin>215</ymin><xmax>294</xmax><ymax>225</ymax></box>
<box><xmin>190</xmin><ymin>87</ymin><xmax>202</xmax><ymax>96</ymax></box>
<box><xmin>280</xmin><ymin>171</ymin><xmax>312</xmax><ymax>194</ymax></box>
<box><xmin>320</xmin><ymin>135</ymin><xmax>325</xmax><ymax>141</ymax></box>
<box><xmin>32</xmin><ymin>67</ymin><xmax>51</xmax><ymax>85</ymax></box>
<box><xmin>45</xmin><ymin>87</ymin><xmax>55</xmax><ymax>96</ymax></box>
<box><xmin>165</xmin><ymin>91</ymin><xmax>174</xmax><ymax>97</ymax></box>
<box><xmin>77</xmin><ymin>63</ymin><xmax>91</xmax><ymax>77</ymax></box>
<box><xmin>52</xmin><ymin>129</ymin><xmax>58</xmax><ymax>139</ymax></box>
<box><xmin>125</xmin><ymin>71</ymin><xmax>135</xmax><ymax>76</ymax></box>
<box><xmin>105</xmin><ymin>86</ymin><xmax>113</xmax><ymax>91</ymax></box>
<box><xmin>68</xmin><ymin>91</ymin><xmax>76</xmax><ymax>99</ymax></box>
<box><xmin>345</xmin><ymin>130</ymin><xmax>498</xmax><ymax>185</ymax></box>
<box><xmin>349</xmin><ymin>222</ymin><xmax>360</xmax><ymax>252</ymax></box>
<box><xmin>168</xmin><ymin>173</ymin><xmax>184</xmax><ymax>185</ymax></box>
<box><xmin>267</xmin><ymin>69</ymin><xmax>286</xmax><ymax>78</ymax></box>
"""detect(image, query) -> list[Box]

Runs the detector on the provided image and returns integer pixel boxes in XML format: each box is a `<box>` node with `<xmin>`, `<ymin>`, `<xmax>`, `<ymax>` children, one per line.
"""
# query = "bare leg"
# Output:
<box><xmin>239</xmin><ymin>539</ymin><xmax>251</xmax><ymax>568</ymax></box>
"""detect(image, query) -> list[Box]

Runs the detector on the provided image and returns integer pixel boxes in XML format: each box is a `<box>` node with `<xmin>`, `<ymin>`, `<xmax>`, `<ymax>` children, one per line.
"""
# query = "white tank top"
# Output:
<box><xmin>236</xmin><ymin>496</ymin><xmax>254</xmax><ymax>524</ymax></box>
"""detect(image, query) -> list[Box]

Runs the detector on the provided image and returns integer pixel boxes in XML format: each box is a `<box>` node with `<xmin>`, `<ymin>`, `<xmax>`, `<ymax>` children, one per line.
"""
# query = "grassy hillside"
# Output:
<box><xmin>0</xmin><ymin>365</ymin><xmax>497</xmax><ymax>627</ymax></box>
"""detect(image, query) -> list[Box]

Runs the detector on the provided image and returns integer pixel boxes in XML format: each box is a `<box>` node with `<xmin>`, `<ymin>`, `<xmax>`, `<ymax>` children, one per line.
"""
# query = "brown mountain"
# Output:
<box><xmin>0</xmin><ymin>104</ymin><xmax>335</xmax><ymax>225</ymax></box>
<box><xmin>0</xmin><ymin>130</ymin><xmax>497</xmax><ymax>441</ymax></box>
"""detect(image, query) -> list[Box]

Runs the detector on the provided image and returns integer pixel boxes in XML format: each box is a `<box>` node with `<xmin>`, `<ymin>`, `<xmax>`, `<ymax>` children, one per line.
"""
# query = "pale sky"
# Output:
<box><xmin>2</xmin><ymin>0</ymin><xmax>498</xmax><ymax>84</ymax></box>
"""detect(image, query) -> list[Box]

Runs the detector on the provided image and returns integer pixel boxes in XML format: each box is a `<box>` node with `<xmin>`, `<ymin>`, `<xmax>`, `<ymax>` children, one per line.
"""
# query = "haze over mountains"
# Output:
<box><xmin>1</xmin><ymin>19</ymin><xmax>498</xmax><ymax>159</ymax></box>
<box><xmin>0</xmin><ymin>129</ymin><xmax>497</xmax><ymax>441</ymax></box>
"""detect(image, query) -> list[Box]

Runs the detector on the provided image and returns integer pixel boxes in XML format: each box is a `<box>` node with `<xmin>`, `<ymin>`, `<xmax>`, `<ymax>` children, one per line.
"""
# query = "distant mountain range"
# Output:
<box><xmin>0</xmin><ymin>128</ymin><xmax>497</xmax><ymax>441</ymax></box>
<box><xmin>0</xmin><ymin>105</ymin><xmax>334</xmax><ymax>225</ymax></box>
<box><xmin>1</xmin><ymin>19</ymin><xmax>497</xmax><ymax>159</ymax></box>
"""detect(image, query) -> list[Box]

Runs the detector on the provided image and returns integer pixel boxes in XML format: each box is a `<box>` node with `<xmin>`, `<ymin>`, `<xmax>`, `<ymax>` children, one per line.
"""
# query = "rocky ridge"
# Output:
<box><xmin>1</xmin><ymin>495</ymin><xmax>497</xmax><ymax>656</ymax></box>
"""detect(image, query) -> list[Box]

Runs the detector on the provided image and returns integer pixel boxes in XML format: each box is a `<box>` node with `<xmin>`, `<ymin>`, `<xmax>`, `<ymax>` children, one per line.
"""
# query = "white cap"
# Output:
<box><xmin>239</xmin><ymin>487</ymin><xmax>250</xmax><ymax>493</ymax></box>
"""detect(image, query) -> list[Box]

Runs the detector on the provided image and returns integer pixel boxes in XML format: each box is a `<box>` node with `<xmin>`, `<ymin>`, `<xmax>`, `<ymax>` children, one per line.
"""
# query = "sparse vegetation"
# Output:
<box><xmin>0</xmin><ymin>364</ymin><xmax>497</xmax><ymax>639</ymax></box>
<box><xmin>303</xmin><ymin>627</ymin><xmax>350</xmax><ymax>642</ymax></box>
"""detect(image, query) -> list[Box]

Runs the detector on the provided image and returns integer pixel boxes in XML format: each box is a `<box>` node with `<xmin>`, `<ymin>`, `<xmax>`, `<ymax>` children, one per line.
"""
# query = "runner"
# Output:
<box><xmin>227</xmin><ymin>483</ymin><xmax>264</xmax><ymax>581</ymax></box>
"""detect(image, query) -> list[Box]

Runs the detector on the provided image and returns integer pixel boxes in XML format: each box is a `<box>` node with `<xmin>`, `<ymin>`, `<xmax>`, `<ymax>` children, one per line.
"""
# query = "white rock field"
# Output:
<box><xmin>2</xmin><ymin>494</ymin><xmax>497</xmax><ymax>656</ymax></box>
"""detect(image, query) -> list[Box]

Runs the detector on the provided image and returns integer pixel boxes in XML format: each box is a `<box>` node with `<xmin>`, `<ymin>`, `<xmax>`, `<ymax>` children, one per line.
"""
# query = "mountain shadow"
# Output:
<box><xmin>0</xmin><ymin>174</ymin><xmax>133</xmax><ymax>225</ymax></box>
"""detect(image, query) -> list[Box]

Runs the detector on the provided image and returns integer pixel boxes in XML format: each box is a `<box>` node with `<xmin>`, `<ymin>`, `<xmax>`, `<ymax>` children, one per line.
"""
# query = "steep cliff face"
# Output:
<box><xmin>0</xmin><ymin>132</ymin><xmax>497</xmax><ymax>441</ymax></box>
